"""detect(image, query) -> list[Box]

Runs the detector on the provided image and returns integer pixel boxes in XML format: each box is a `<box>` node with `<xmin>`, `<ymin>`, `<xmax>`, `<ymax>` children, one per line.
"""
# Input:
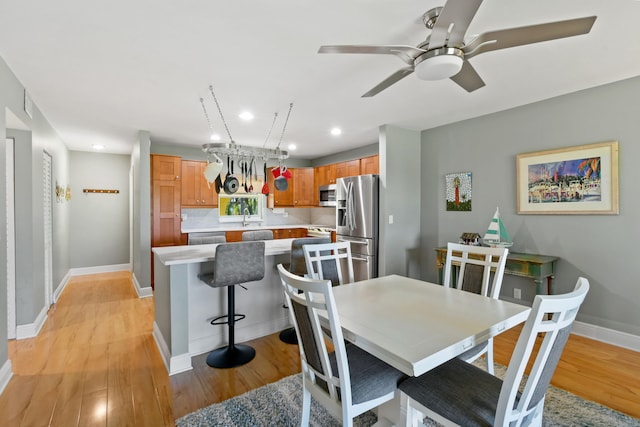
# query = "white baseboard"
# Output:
<box><xmin>16</xmin><ymin>305</ymin><xmax>47</xmax><ymax>340</ymax></box>
<box><xmin>572</xmin><ymin>321</ymin><xmax>640</xmax><ymax>352</ymax></box>
<box><xmin>53</xmin><ymin>270</ymin><xmax>72</xmax><ymax>303</ymax></box>
<box><xmin>0</xmin><ymin>359</ymin><xmax>13</xmax><ymax>396</ymax></box>
<box><xmin>152</xmin><ymin>321</ymin><xmax>192</xmax><ymax>376</ymax></box>
<box><xmin>68</xmin><ymin>263</ymin><xmax>132</xmax><ymax>277</ymax></box>
<box><xmin>132</xmin><ymin>273</ymin><xmax>153</xmax><ymax>298</ymax></box>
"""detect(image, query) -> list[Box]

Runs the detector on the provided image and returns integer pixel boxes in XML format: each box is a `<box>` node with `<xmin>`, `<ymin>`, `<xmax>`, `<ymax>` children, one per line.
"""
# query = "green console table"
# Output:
<box><xmin>435</xmin><ymin>247</ymin><xmax>559</xmax><ymax>295</ymax></box>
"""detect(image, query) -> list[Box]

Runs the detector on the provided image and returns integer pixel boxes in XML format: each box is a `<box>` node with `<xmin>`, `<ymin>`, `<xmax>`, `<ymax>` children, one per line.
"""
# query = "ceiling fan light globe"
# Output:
<box><xmin>415</xmin><ymin>48</ymin><xmax>464</xmax><ymax>81</ymax></box>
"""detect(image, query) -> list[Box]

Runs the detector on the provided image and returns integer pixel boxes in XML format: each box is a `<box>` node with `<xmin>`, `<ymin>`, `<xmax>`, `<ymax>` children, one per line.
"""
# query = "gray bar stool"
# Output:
<box><xmin>278</xmin><ymin>237</ymin><xmax>330</xmax><ymax>344</ymax></box>
<box><xmin>198</xmin><ymin>241</ymin><xmax>265</xmax><ymax>368</ymax></box>
<box><xmin>242</xmin><ymin>230</ymin><xmax>274</xmax><ymax>241</ymax></box>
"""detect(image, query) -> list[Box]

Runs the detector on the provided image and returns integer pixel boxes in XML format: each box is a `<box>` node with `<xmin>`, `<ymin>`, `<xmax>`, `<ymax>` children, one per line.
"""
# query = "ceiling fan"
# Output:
<box><xmin>318</xmin><ymin>0</ymin><xmax>596</xmax><ymax>97</ymax></box>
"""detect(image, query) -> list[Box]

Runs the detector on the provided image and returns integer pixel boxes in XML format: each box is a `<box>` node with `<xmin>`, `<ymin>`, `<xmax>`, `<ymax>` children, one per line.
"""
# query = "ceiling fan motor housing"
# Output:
<box><xmin>415</xmin><ymin>47</ymin><xmax>464</xmax><ymax>80</ymax></box>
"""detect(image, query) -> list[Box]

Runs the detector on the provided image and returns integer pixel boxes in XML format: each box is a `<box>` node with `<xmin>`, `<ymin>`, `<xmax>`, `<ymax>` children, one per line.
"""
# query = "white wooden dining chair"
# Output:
<box><xmin>303</xmin><ymin>241</ymin><xmax>355</xmax><ymax>286</ymax></box>
<box><xmin>276</xmin><ymin>264</ymin><xmax>407</xmax><ymax>427</ymax></box>
<box><xmin>444</xmin><ymin>242</ymin><xmax>509</xmax><ymax>374</ymax></box>
<box><xmin>399</xmin><ymin>277</ymin><xmax>589</xmax><ymax>427</ymax></box>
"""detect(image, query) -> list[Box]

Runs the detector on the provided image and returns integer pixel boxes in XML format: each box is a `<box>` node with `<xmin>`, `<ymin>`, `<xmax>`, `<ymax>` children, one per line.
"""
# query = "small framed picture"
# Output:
<box><xmin>446</xmin><ymin>172</ymin><xmax>472</xmax><ymax>211</ymax></box>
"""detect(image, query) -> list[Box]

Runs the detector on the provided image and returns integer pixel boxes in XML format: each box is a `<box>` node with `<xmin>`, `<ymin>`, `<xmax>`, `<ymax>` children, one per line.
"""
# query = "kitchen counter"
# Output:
<box><xmin>152</xmin><ymin>239</ymin><xmax>295</xmax><ymax>375</ymax></box>
<box><xmin>153</xmin><ymin>238</ymin><xmax>293</xmax><ymax>265</ymax></box>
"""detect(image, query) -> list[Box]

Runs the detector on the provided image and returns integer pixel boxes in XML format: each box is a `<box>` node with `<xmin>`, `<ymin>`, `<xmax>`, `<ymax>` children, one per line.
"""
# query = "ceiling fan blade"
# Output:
<box><xmin>450</xmin><ymin>61</ymin><xmax>485</xmax><ymax>92</ymax></box>
<box><xmin>319</xmin><ymin>45</ymin><xmax>425</xmax><ymax>66</ymax></box>
<box><xmin>362</xmin><ymin>66</ymin><xmax>415</xmax><ymax>97</ymax></box>
<box><xmin>463</xmin><ymin>16</ymin><xmax>597</xmax><ymax>60</ymax></box>
<box><xmin>429</xmin><ymin>0</ymin><xmax>484</xmax><ymax>49</ymax></box>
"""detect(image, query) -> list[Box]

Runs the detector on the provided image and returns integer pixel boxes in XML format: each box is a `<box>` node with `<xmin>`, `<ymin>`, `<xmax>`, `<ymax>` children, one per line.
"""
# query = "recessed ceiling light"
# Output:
<box><xmin>288</xmin><ymin>144</ymin><xmax>297</xmax><ymax>151</ymax></box>
<box><xmin>239</xmin><ymin>111</ymin><xmax>254</xmax><ymax>121</ymax></box>
<box><xmin>92</xmin><ymin>144</ymin><xmax>105</xmax><ymax>150</ymax></box>
<box><xmin>330</xmin><ymin>127</ymin><xmax>342</xmax><ymax>136</ymax></box>
<box><xmin>210</xmin><ymin>133</ymin><xmax>221</xmax><ymax>141</ymax></box>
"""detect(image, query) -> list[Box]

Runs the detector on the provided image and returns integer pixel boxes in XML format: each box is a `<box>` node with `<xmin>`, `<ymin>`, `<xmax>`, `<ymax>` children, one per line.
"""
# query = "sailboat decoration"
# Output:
<box><xmin>483</xmin><ymin>207</ymin><xmax>513</xmax><ymax>248</ymax></box>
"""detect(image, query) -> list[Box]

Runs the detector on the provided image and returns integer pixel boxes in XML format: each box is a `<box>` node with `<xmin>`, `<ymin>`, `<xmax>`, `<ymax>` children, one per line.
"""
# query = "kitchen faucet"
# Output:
<box><xmin>242</xmin><ymin>207</ymin><xmax>250</xmax><ymax>227</ymax></box>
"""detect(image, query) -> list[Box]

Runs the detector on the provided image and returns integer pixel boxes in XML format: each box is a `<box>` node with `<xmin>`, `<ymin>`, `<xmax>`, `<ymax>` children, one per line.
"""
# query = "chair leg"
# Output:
<box><xmin>206</xmin><ymin>285</ymin><xmax>256</xmax><ymax>368</ymax></box>
<box><xmin>301</xmin><ymin>385</ymin><xmax>311</xmax><ymax>427</ymax></box>
<box><xmin>486</xmin><ymin>338</ymin><xmax>495</xmax><ymax>375</ymax></box>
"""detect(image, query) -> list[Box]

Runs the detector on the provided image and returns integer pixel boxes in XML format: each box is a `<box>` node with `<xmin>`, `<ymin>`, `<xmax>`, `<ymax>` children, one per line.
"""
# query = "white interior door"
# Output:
<box><xmin>43</xmin><ymin>151</ymin><xmax>53</xmax><ymax>308</ymax></box>
<box><xmin>6</xmin><ymin>138</ymin><xmax>16</xmax><ymax>339</ymax></box>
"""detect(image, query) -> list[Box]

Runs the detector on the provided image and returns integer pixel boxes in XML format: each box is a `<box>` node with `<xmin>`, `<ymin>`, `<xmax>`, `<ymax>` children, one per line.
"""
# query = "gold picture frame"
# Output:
<box><xmin>516</xmin><ymin>141</ymin><xmax>619</xmax><ymax>215</ymax></box>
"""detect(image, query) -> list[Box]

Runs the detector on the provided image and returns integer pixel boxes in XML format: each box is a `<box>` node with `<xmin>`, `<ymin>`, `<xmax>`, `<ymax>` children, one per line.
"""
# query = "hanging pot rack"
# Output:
<box><xmin>202</xmin><ymin>142</ymin><xmax>288</xmax><ymax>162</ymax></box>
<box><xmin>200</xmin><ymin>85</ymin><xmax>291</xmax><ymax>161</ymax></box>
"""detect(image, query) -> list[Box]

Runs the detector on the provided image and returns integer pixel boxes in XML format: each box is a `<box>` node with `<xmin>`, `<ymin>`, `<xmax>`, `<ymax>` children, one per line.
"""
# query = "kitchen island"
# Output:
<box><xmin>152</xmin><ymin>239</ymin><xmax>294</xmax><ymax>375</ymax></box>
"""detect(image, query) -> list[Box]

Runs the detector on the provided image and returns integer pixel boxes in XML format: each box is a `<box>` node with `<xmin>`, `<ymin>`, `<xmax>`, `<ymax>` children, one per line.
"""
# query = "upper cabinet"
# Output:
<box><xmin>315</xmin><ymin>163</ymin><xmax>337</xmax><ymax>186</ymax></box>
<box><xmin>335</xmin><ymin>159</ymin><xmax>360</xmax><ymax>179</ymax></box>
<box><xmin>152</xmin><ymin>154</ymin><xmax>182</xmax><ymax>181</ymax></box>
<box><xmin>360</xmin><ymin>155</ymin><xmax>379</xmax><ymax>175</ymax></box>
<box><xmin>268</xmin><ymin>167</ymin><xmax>315</xmax><ymax>207</ymax></box>
<box><xmin>292</xmin><ymin>168</ymin><xmax>315</xmax><ymax>207</ymax></box>
<box><xmin>313</xmin><ymin>155</ymin><xmax>379</xmax><ymax>206</ymax></box>
<box><xmin>181</xmin><ymin>160</ymin><xmax>218</xmax><ymax>207</ymax></box>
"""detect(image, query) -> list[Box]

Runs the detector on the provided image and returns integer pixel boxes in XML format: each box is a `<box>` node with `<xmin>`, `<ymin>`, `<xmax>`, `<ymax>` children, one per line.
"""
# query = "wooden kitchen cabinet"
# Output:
<box><xmin>293</xmin><ymin>168</ymin><xmax>315</xmax><ymax>207</ymax></box>
<box><xmin>151</xmin><ymin>154</ymin><xmax>183</xmax><ymax>288</ymax></box>
<box><xmin>335</xmin><ymin>159</ymin><xmax>360</xmax><ymax>179</ymax></box>
<box><xmin>273</xmin><ymin>228</ymin><xmax>308</xmax><ymax>239</ymax></box>
<box><xmin>151</xmin><ymin>155</ymin><xmax>182</xmax><ymax>247</ymax></box>
<box><xmin>268</xmin><ymin>167</ymin><xmax>314</xmax><ymax>207</ymax></box>
<box><xmin>360</xmin><ymin>155</ymin><xmax>379</xmax><ymax>175</ymax></box>
<box><xmin>181</xmin><ymin>160</ymin><xmax>218</xmax><ymax>207</ymax></box>
<box><xmin>315</xmin><ymin>163</ymin><xmax>336</xmax><ymax>186</ymax></box>
<box><xmin>268</xmin><ymin>167</ymin><xmax>294</xmax><ymax>207</ymax></box>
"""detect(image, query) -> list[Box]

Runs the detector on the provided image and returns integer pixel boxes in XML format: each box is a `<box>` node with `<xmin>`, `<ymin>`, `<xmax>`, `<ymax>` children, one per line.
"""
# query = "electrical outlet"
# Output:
<box><xmin>514</xmin><ymin>288</ymin><xmax>522</xmax><ymax>300</ymax></box>
<box><xmin>389</xmin><ymin>215</ymin><xmax>394</xmax><ymax>224</ymax></box>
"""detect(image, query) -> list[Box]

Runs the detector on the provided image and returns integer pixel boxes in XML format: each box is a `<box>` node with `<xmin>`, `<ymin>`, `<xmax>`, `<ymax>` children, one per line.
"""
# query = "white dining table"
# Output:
<box><xmin>330</xmin><ymin>274</ymin><xmax>531</xmax><ymax>377</ymax></box>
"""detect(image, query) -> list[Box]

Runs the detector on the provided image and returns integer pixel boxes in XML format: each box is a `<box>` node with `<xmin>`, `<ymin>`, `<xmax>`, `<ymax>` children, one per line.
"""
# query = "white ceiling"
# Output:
<box><xmin>1</xmin><ymin>0</ymin><xmax>639</xmax><ymax>158</ymax></box>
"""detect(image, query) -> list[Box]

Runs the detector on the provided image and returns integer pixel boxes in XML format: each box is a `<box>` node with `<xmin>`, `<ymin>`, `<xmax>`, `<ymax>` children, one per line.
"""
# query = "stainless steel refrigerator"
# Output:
<box><xmin>335</xmin><ymin>174</ymin><xmax>379</xmax><ymax>281</ymax></box>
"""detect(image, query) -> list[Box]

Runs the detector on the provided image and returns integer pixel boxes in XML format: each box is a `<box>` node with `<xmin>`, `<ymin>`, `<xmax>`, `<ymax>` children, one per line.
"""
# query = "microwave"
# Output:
<box><xmin>318</xmin><ymin>184</ymin><xmax>337</xmax><ymax>207</ymax></box>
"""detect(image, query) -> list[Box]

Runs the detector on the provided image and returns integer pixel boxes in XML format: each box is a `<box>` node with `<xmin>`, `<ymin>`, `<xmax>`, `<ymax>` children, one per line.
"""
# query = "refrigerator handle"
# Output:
<box><xmin>337</xmin><ymin>238</ymin><xmax>367</xmax><ymax>245</ymax></box>
<box><xmin>352</xmin><ymin>256</ymin><xmax>369</xmax><ymax>263</ymax></box>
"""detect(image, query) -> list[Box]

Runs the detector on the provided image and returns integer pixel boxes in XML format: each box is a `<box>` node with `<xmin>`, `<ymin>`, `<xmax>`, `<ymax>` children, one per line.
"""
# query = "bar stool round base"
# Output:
<box><xmin>206</xmin><ymin>344</ymin><xmax>256</xmax><ymax>368</ymax></box>
<box><xmin>278</xmin><ymin>327</ymin><xmax>298</xmax><ymax>344</ymax></box>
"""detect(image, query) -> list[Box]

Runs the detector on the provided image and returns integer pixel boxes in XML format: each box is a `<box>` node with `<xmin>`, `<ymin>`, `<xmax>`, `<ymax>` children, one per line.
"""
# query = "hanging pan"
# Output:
<box><xmin>223</xmin><ymin>158</ymin><xmax>239</xmax><ymax>194</ymax></box>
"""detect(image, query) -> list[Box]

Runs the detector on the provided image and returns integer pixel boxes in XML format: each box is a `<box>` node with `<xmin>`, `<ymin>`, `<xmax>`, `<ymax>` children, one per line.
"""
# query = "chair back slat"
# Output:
<box><xmin>443</xmin><ymin>242</ymin><xmax>509</xmax><ymax>299</ymax></box>
<box><xmin>303</xmin><ymin>241</ymin><xmax>355</xmax><ymax>286</ymax></box>
<box><xmin>496</xmin><ymin>277</ymin><xmax>589</xmax><ymax>426</ymax></box>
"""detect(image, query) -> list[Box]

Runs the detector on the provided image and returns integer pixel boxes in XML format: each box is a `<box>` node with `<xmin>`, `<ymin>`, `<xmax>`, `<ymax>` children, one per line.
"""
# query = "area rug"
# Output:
<box><xmin>177</xmin><ymin>364</ymin><xmax>640</xmax><ymax>427</ymax></box>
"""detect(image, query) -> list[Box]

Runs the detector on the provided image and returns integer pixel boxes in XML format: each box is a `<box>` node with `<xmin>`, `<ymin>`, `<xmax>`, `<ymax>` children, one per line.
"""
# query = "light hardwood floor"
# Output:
<box><xmin>0</xmin><ymin>271</ymin><xmax>638</xmax><ymax>426</ymax></box>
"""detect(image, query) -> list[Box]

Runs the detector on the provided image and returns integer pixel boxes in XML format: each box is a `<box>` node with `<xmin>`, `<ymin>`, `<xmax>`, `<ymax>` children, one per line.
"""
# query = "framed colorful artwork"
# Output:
<box><xmin>446</xmin><ymin>172</ymin><xmax>472</xmax><ymax>211</ymax></box>
<box><xmin>516</xmin><ymin>141</ymin><xmax>619</xmax><ymax>214</ymax></box>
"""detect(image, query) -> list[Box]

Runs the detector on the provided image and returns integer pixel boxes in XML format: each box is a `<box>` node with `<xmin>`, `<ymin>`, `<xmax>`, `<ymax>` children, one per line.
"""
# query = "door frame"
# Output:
<box><xmin>6</xmin><ymin>138</ymin><xmax>16</xmax><ymax>339</ymax></box>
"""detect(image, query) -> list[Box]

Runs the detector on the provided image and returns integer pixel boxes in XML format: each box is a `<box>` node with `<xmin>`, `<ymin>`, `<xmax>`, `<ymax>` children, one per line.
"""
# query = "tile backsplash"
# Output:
<box><xmin>181</xmin><ymin>207</ymin><xmax>336</xmax><ymax>229</ymax></box>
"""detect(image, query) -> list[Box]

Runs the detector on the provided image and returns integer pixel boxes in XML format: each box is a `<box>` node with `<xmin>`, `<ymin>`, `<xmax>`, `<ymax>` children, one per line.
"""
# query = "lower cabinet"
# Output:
<box><xmin>226</xmin><ymin>228</ymin><xmax>308</xmax><ymax>242</ymax></box>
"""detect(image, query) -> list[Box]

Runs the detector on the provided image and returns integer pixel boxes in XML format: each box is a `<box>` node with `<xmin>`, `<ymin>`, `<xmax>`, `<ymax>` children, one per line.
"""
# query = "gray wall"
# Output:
<box><xmin>69</xmin><ymin>151</ymin><xmax>130</xmax><ymax>267</ymax></box>
<box><xmin>132</xmin><ymin>131</ymin><xmax>152</xmax><ymax>290</ymax></box>
<box><xmin>379</xmin><ymin>125</ymin><xmax>421</xmax><ymax>278</ymax></box>
<box><xmin>419</xmin><ymin>75</ymin><xmax>640</xmax><ymax>336</ymax></box>
<box><xmin>1</xmin><ymin>57</ymin><xmax>71</xmax><ymax>371</ymax></box>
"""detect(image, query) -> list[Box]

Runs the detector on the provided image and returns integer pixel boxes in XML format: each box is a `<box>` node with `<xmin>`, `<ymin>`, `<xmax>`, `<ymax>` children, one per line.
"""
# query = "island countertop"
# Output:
<box><xmin>152</xmin><ymin>238</ymin><xmax>295</xmax><ymax>266</ymax></box>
